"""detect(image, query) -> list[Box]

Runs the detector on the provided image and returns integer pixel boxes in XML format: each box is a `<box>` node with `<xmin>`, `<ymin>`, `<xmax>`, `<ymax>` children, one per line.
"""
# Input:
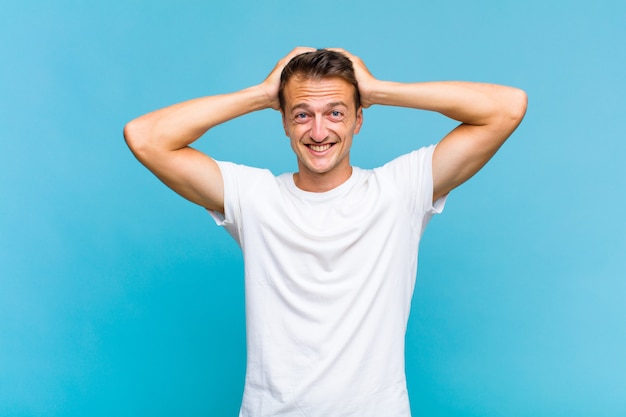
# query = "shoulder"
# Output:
<box><xmin>215</xmin><ymin>160</ymin><xmax>274</xmax><ymax>177</ymax></box>
<box><xmin>372</xmin><ymin>145</ymin><xmax>444</xmax><ymax>216</ymax></box>
<box><xmin>374</xmin><ymin>145</ymin><xmax>436</xmax><ymax>177</ymax></box>
<box><xmin>215</xmin><ymin>160</ymin><xmax>279</xmax><ymax>188</ymax></box>
<box><xmin>216</xmin><ymin>160</ymin><xmax>285</xmax><ymax>203</ymax></box>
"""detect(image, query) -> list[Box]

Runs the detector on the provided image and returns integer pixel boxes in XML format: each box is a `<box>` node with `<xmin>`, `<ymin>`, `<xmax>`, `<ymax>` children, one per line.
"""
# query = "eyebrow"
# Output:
<box><xmin>290</xmin><ymin>101</ymin><xmax>349</xmax><ymax>112</ymax></box>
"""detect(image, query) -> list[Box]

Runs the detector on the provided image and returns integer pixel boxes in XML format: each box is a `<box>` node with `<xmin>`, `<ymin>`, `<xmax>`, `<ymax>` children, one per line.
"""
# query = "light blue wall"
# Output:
<box><xmin>1</xmin><ymin>1</ymin><xmax>624</xmax><ymax>415</ymax></box>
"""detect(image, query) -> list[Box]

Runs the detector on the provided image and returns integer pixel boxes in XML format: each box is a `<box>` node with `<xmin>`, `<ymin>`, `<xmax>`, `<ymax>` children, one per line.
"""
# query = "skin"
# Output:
<box><xmin>124</xmin><ymin>47</ymin><xmax>527</xmax><ymax>214</ymax></box>
<box><xmin>281</xmin><ymin>75</ymin><xmax>363</xmax><ymax>192</ymax></box>
<box><xmin>330</xmin><ymin>48</ymin><xmax>528</xmax><ymax>202</ymax></box>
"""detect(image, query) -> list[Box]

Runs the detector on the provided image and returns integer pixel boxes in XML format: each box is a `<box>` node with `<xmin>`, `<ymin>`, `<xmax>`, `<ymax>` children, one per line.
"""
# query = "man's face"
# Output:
<box><xmin>281</xmin><ymin>75</ymin><xmax>363</xmax><ymax>190</ymax></box>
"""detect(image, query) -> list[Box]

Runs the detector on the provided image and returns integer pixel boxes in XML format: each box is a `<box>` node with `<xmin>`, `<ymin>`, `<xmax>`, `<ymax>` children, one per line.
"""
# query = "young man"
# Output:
<box><xmin>124</xmin><ymin>47</ymin><xmax>527</xmax><ymax>416</ymax></box>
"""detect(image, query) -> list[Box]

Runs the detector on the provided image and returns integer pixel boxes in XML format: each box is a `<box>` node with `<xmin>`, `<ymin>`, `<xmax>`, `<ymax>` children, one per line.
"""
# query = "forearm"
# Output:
<box><xmin>366</xmin><ymin>80</ymin><xmax>526</xmax><ymax>127</ymax></box>
<box><xmin>366</xmin><ymin>80</ymin><xmax>526</xmax><ymax>201</ymax></box>
<box><xmin>124</xmin><ymin>84</ymin><xmax>272</xmax><ymax>154</ymax></box>
<box><xmin>328</xmin><ymin>48</ymin><xmax>527</xmax><ymax>201</ymax></box>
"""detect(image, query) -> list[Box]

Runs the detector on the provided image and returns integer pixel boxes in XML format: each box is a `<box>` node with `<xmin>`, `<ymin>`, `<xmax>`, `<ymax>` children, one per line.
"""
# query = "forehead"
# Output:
<box><xmin>283</xmin><ymin>76</ymin><xmax>356</xmax><ymax>111</ymax></box>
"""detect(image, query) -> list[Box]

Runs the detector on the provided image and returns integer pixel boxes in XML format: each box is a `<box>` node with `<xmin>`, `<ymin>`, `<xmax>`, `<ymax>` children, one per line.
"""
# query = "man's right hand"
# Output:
<box><xmin>124</xmin><ymin>47</ymin><xmax>316</xmax><ymax>214</ymax></box>
<box><xmin>260</xmin><ymin>47</ymin><xmax>316</xmax><ymax>111</ymax></box>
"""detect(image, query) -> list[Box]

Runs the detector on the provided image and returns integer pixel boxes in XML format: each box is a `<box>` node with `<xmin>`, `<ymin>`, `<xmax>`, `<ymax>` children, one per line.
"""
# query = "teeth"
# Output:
<box><xmin>309</xmin><ymin>144</ymin><xmax>332</xmax><ymax>152</ymax></box>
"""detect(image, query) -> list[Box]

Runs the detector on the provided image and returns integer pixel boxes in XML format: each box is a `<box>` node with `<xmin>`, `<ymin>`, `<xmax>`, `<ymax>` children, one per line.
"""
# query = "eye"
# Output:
<box><xmin>329</xmin><ymin>110</ymin><xmax>344</xmax><ymax>120</ymax></box>
<box><xmin>293</xmin><ymin>112</ymin><xmax>309</xmax><ymax>123</ymax></box>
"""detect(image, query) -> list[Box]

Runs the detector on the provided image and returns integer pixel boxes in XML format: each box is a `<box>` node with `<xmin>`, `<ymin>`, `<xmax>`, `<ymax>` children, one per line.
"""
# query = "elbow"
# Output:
<box><xmin>123</xmin><ymin>118</ymin><xmax>151</xmax><ymax>157</ymax></box>
<box><xmin>486</xmin><ymin>88</ymin><xmax>527</xmax><ymax>143</ymax></box>
<box><xmin>508</xmin><ymin>87</ymin><xmax>528</xmax><ymax>125</ymax></box>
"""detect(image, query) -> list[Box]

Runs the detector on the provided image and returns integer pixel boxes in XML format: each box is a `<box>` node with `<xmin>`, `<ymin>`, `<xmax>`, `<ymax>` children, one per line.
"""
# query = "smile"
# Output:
<box><xmin>308</xmin><ymin>143</ymin><xmax>333</xmax><ymax>152</ymax></box>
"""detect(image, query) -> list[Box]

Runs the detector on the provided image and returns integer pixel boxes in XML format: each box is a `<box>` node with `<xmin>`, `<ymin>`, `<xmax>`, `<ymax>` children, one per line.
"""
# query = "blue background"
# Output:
<box><xmin>1</xmin><ymin>0</ymin><xmax>625</xmax><ymax>416</ymax></box>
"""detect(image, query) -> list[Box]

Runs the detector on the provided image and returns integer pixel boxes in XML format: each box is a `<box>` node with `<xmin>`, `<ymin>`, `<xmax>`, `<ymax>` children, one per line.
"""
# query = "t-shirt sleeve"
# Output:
<box><xmin>206</xmin><ymin>160</ymin><xmax>272</xmax><ymax>246</ymax></box>
<box><xmin>375</xmin><ymin>144</ymin><xmax>448</xmax><ymax>233</ymax></box>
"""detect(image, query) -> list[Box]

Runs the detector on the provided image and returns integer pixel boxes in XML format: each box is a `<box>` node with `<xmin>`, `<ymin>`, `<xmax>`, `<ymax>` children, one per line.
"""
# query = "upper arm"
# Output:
<box><xmin>432</xmin><ymin>88</ymin><xmax>527</xmax><ymax>202</ymax></box>
<box><xmin>124</xmin><ymin>122</ymin><xmax>225</xmax><ymax>214</ymax></box>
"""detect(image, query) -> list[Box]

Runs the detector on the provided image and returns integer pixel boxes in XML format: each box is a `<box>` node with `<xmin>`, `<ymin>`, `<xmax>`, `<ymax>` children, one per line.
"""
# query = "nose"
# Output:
<box><xmin>309</xmin><ymin>116</ymin><xmax>328</xmax><ymax>142</ymax></box>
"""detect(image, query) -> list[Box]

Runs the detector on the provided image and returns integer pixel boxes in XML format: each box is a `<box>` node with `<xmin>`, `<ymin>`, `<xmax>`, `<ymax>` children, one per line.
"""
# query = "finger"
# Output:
<box><xmin>286</xmin><ymin>46</ymin><xmax>316</xmax><ymax>61</ymax></box>
<box><xmin>326</xmin><ymin>47</ymin><xmax>354</xmax><ymax>59</ymax></box>
<box><xmin>325</xmin><ymin>48</ymin><xmax>365</xmax><ymax>69</ymax></box>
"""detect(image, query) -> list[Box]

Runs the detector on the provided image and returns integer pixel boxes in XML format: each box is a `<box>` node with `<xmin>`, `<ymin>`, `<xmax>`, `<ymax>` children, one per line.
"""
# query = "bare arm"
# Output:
<box><xmin>123</xmin><ymin>47</ymin><xmax>315</xmax><ymax>213</ymax></box>
<box><xmin>334</xmin><ymin>49</ymin><xmax>528</xmax><ymax>202</ymax></box>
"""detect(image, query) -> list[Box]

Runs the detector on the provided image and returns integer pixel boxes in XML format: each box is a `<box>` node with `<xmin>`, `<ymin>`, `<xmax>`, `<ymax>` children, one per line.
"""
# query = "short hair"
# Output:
<box><xmin>278</xmin><ymin>49</ymin><xmax>361</xmax><ymax>112</ymax></box>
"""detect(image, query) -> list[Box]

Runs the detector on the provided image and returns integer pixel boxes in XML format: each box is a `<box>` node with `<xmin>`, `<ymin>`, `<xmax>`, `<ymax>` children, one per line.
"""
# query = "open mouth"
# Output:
<box><xmin>307</xmin><ymin>143</ymin><xmax>333</xmax><ymax>152</ymax></box>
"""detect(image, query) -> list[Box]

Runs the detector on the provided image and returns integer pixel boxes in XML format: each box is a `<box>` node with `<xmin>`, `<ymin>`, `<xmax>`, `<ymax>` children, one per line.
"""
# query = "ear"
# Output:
<box><xmin>353</xmin><ymin>107</ymin><xmax>364</xmax><ymax>135</ymax></box>
<box><xmin>281</xmin><ymin>110</ymin><xmax>290</xmax><ymax>136</ymax></box>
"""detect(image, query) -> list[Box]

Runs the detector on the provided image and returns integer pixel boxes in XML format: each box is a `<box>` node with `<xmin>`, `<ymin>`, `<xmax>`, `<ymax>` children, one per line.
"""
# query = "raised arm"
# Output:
<box><xmin>334</xmin><ymin>49</ymin><xmax>528</xmax><ymax>202</ymax></box>
<box><xmin>123</xmin><ymin>47</ymin><xmax>315</xmax><ymax>213</ymax></box>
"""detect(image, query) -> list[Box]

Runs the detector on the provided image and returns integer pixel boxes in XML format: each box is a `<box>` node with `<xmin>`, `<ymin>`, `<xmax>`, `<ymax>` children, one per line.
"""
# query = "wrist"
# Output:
<box><xmin>363</xmin><ymin>80</ymin><xmax>396</xmax><ymax>107</ymax></box>
<box><xmin>243</xmin><ymin>84</ymin><xmax>278</xmax><ymax>112</ymax></box>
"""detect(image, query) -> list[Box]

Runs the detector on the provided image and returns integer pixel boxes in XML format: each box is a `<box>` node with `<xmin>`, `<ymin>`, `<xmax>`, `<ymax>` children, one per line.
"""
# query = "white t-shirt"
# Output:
<box><xmin>210</xmin><ymin>145</ymin><xmax>446</xmax><ymax>417</ymax></box>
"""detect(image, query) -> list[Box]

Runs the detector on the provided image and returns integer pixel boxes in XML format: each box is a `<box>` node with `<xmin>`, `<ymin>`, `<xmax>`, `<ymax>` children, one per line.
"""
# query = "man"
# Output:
<box><xmin>124</xmin><ymin>47</ymin><xmax>527</xmax><ymax>416</ymax></box>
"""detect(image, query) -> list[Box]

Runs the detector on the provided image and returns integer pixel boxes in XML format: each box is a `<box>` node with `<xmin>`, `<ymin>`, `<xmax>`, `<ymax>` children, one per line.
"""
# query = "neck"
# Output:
<box><xmin>293</xmin><ymin>165</ymin><xmax>353</xmax><ymax>192</ymax></box>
